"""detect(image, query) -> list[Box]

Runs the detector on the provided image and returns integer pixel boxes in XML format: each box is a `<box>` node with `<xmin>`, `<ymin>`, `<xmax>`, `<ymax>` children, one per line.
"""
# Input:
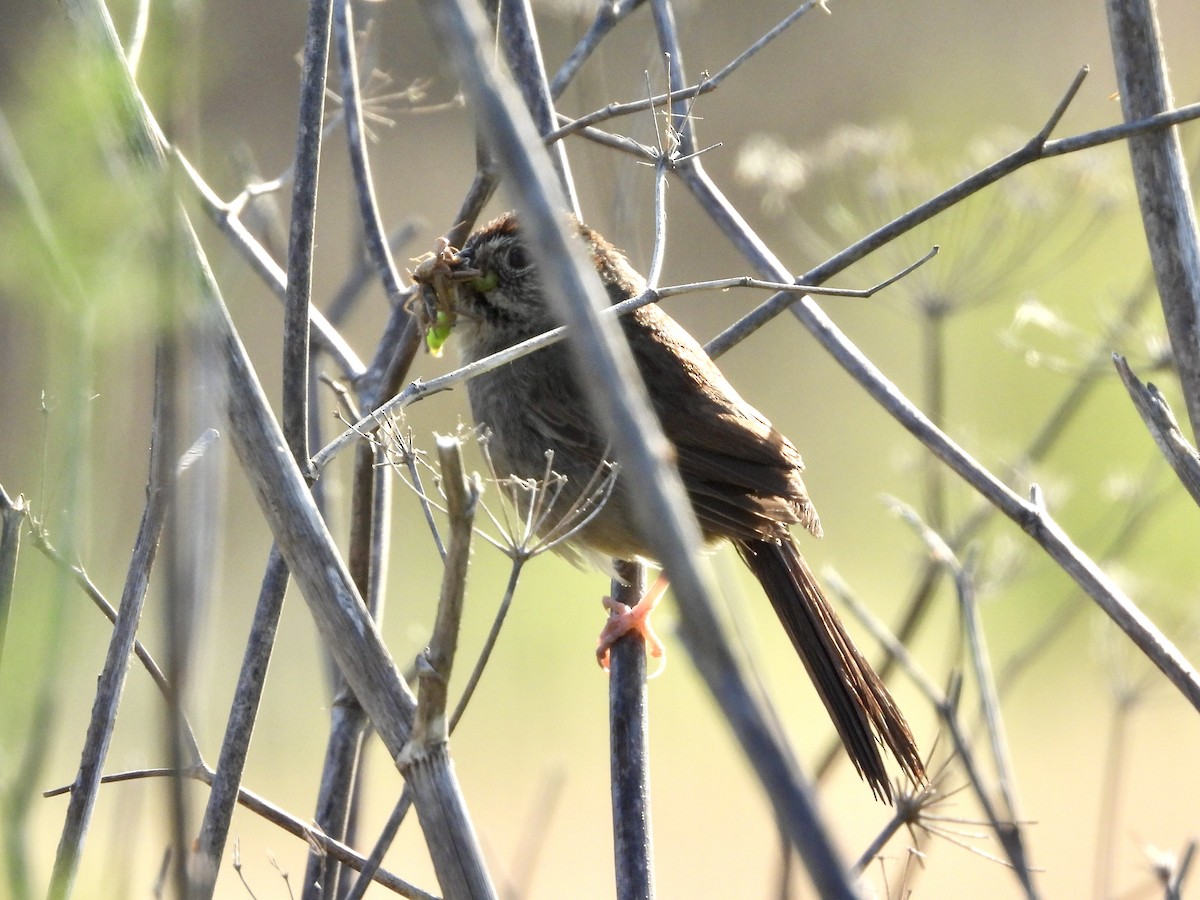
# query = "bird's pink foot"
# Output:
<box><xmin>596</xmin><ymin>575</ymin><xmax>670</xmax><ymax>675</ymax></box>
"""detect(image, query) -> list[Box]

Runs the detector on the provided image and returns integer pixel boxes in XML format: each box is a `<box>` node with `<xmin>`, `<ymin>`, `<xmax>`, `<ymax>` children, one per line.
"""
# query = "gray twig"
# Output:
<box><xmin>194</xmin><ymin>548</ymin><xmax>291</xmax><ymax>898</ymax></box>
<box><xmin>333</xmin><ymin>0</ymin><xmax>421</xmax><ymax>404</ymax></box>
<box><xmin>48</xmin><ymin>342</ymin><xmax>173</xmax><ymax>900</ymax></box>
<box><xmin>48</xmin><ymin>765</ymin><xmax>438</xmax><ymax>899</ymax></box>
<box><xmin>608</xmin><ymin>560</ymin><xmax>655</xmax><ymax>900</ymax></box>
<box><xmin>0</xmin><ymin>485</ymin><xmax>25</xmax><ymax>670</ymax></box>
<box><xmin>1113</xmin><ymin>354</ymin><xmax>1200</xmax><ymax>507</ymax></box>
<box><xmin>1105</xmin><ymin>0</ymin><xmax>1200</xmax><ymax>439</ymax></box>
<box><xmin>283</xmin><ymin>0</ymin><xmax>332</xmax><ymax>472</ymax></box>
<box><xmin>411</xmin><ymin>435</ymin><xmax>479</xmax><ymax>746</ymax></box>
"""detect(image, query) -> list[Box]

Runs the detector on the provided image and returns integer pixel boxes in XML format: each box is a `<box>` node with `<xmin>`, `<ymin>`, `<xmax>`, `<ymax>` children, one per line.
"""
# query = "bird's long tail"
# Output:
<box><xmin>735</xmin><ymin>537</ymin><xmax>925</xmax><ymax>802</ymax></box>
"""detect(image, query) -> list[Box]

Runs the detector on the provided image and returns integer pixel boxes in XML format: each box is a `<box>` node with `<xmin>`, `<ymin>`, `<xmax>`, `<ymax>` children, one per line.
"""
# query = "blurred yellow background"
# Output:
<box><xmin>2</xmin><ymin>0</ymin><xmax>1199</xmax><ymax>897</ymax></box>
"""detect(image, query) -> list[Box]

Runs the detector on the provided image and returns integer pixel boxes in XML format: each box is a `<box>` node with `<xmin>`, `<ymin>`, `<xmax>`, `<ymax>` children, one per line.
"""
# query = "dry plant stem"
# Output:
<box><xmin>302</xmin><ymin>9</ymin><xmax>419</xmax><ymax>891</ymax></box>
<box><xmin>48</xmin><ymin>342</ymin><xmax>173</xmax><ymax>900</ymax></box>
<box><xmin>124</xmin><ymin>0</ymin><xmax>150</xmax><ymax>73</ymax></box>
<box><xmin>1106</xmin><ymin>0</ymin><xmax>1200</xmax><ymax>439</ymax></box>
<box><xmin>412</xmin><ymin>436</ymin><xmax>478</xmax><ymax>745</ymax></box>
<box><xmin>448</xmin><ymin>167</ymin><xmax>500</xmax><ymax>249</ymax></box>
<box><xmin>497</xmin><ymin>0</ymin><xmax>579</xmax><ymax>215</ymax></box>
<box><xmin>333</xmin><ymin>0</ymin><xmax>420</xmax><ymax>400</ymax></box>
<box><xmin>301</xmin><ymin>445</ymin><xmax>387</xmax><ymax>900</ymax></box>
<box><xmin>646</xmin><ymin>157</ymin><xmax>668</xmax><ymax>290</ymax></box>
<box><xmin>418</xmin><ymin>1</ymin><xmax>857</xmax><ymax>896</ymax></box>
<box><xmin>23</xmin><ymin>523</ymin><xmax>203</xmax><ymax>760</ymax></box>
<box><xmin>608</xmin><ymin>560</ymin><xmax>655</xmax><ymax>900</ymax></box>
<box><xmin>1114</xmin><ymin>355</ymin><xmax>1200</xmax><ymax>506</ymax></box>
<box><xmin>945</xmin><ymin>551</ymin><xmax>1034</xmax><ymax>893</ymax></box>
<box><xmin>287</xmin><ymin>5</ymin><xmax>334</xmax><ymax>880</ymax></box>
<box><xmin>547</xmin><ymin>0</ymin><xmax>822</xmax><ymax>144</ymax></box>
<box><xmin>956</xmin><ymin>560</ymin><xmax>1025</xmax><ymax>840</ymax></box>
<box><xmin>303</xmin><ymin>693</ymin><xmax>369</xmax><ymax>900</ymax></box>
<box><xmin>1167</xmin><ymin>841</ymin><xmax>1197</xmax><ymax>900</ymax></box>
<box><xmin>397</xmin><ymin>438</ymin><xmax>492</xmax><ymax>897</ymax></box>
<box><xmin>197</xmin><ymin>0</ymin><xmax>333</xmax><ymax>878</ymax></box>
<box><xmin>283</xmin><ymin>0</ymin><xmax>332</xmax><ymax>470</ymax></box>
<box><xmin>704</xmin><ymin>70</ymin><xmax>1200</xmax><ymax>357</ymax></box>
<box><xmin>344</xmin><ymin>793</ymin><xmax>416</xmax><ymax>900</ymax></box>
<box><xmin>57</xmin><ymin>766</ymin><xmax>437</xmax><ymax>899</ymax></box>
<box><xmin>326</xmin><ymin>222</ymin><xmax>420</xmax><ymax>326</ymax></box>
<box><xmin>212</xmin><ymin>233</ymin><xmax>496</xmax><ymax>897</ymax></box>
<box><xmin>888</xmin><ymin>502</ymin><xmax>1033</xmax><ymax>874</ymax></box>
<box><xmin>559</xmin><ymin>94</ymin><xmax>1200</xmax><ymax>180</ymax></box>
<box><xmin>674</xmin><ymin>114</ymin><xmax>1200</xmax><ymax>715</ymax></box>
<box><xmin>0</xmin><ymin>485</ymin><xmax>25</xmax><ymax>668</ymax></box>
<box><xmin>193</xmin><ymin>547</ymin><xmax>290</xmax><ymax>898</ymax></box>
<box><xmin>348</xmin><ymin>551</ymin><xmax>522</xmax><ymax>899</ymax></box>
<box><xmin>449</xmin><ymin>559</ymin><xmax>523</xmax><ymax>732</ymax></box>
<box><xmin>176</xmin><ymin>151</ymin><xmax>365</xmax><ymax>379</ymax></box>
<box><xmin>836</xmin><ymin>589</ymin><xmax>1038</xmax><ymax>897</ymax></box>
<box><xmin>549</xmin><ymin>0</ymin><xmax>644</xmax><ymax>99</ymax></box>
<box><xmin>815</xmin><ymin>285</ymin><xmax>1155</xmax><ymax>784</ymax></box>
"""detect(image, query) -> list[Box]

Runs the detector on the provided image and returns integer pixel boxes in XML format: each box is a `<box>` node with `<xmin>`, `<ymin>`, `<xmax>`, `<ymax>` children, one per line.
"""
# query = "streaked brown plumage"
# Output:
<box><xmin>430</xmin><ymin>211</ymin><xmax>924</xmax><ymax>802</ymax></box>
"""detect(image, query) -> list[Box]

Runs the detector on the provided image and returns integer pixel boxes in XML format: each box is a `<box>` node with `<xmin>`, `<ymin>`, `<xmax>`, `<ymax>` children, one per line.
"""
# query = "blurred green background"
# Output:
<box><xmin>2</xmin><ymin>0</ymin><xmax>1199</xmax><ymax>897</ymax></box>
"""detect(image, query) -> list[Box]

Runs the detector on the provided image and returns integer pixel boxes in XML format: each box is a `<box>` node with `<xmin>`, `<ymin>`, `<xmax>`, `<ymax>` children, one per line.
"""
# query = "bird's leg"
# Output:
<box><xmin>596</xmin><ymin>573</ymin><xmax>670</xmax><ymax>673</ymax></box>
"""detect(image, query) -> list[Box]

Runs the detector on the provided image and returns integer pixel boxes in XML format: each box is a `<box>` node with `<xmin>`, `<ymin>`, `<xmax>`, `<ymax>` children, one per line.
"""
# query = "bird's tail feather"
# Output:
<box><xmin>735</xmin><ymin>537</ymin><xmax>925</xmax><ymax>802</ymax></box>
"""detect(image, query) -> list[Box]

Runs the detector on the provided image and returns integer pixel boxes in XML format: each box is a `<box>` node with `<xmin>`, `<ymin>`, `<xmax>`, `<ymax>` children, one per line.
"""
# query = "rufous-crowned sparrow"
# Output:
<box><xmin>415</xmin><ymin>211</ymin><xmax>924</xmax><ymax>802</ymax></box>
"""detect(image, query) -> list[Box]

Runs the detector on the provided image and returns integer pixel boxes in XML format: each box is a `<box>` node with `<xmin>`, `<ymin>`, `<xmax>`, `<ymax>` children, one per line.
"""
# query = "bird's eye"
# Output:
<box><xmin>504</xmin><ymin>244</ymin><xmax>530</xmax><ymax>271</ymax></box>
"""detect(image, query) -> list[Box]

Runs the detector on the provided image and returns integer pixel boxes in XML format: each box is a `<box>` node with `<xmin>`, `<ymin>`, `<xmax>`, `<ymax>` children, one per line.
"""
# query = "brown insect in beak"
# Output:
<box><xmin>407</xmin><ymin>237</ymin><xmax>482</xmax><ymax>355</ymax></box>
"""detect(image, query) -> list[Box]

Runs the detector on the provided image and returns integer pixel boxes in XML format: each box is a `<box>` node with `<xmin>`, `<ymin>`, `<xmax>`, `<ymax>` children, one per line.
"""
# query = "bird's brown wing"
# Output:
<box><xmin>622</xmin><ymin>304</ymin><xmax>822</xmax><ymax>541</ymax></box>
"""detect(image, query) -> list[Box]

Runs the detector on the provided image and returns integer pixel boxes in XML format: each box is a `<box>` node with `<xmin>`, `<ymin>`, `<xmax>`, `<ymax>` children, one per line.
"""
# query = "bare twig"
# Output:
<box><xmin>333</xmin><ymin>0</ymin><xmax>421</xmax><ymax>405</ymax></box>
<box><xmin>1106</xmin><ymin>0</ymin><xmax>1200</xmax><ymax>439</ymax></box>
<box><xmin>282</xmin><ymin>0</ymin><xmax>332</xmax><ymax>471</ymax></box>
<box><xmin>1114</xmin><ymin>354</ymin><xmax>1200</xmax><ymax>507</ymax></box>
<box><xmin>194</xmin><ymin>548</ymin><xmax>291</xmax><ymax>898</ymax></box>
<box><xmin>176</xmin><ymin>150</ymin><xmax>366</xmax><ymax>379</ymax></box>
<box><xmin>498</xmin><ymin>0</ymin><xmax>578</xmax><ymax>214</ymax></box>
<box><xmin>411</xmin><ymin>435</ymin><xmax>479</xmax><ymax>747</ymax></box>
<box><xmin>48</xmin><ymin>342</ymin><xmax>173</xmax><ymax>900</ymax></box>
<box><xmin>886</xmin><ymin>502</ymin><xmax>1036</xmax><ymax>895</ymax></box>
<box><xmin>608</xmin><ymin>560</ymin><xmax>655</xmax><ymax>900</ymax></box>
<box><xmin>705</xmin><ymin>75</ymin><xmax>1200</xmax><ymax>357</ymax></box>
<box><xmin>549</xmin><ymin>0</ymin><xmax>645</xmax><ymax>99</ymax></box>
<box><xmin>47</xmin><ymin>765</ymin><xmax>438</xmax><ymax>899</ymax></box>
<box><xmin>547</xmin><ymin>1</ymin><xmax>824</xmax><ymax>144</ymax></box>
<box><xmin>21</xmin><ymin>518</ymin><xmax>202</xmax><ymax>761</ymax></box>
<box><xmin>0</xmin><ymin>485</ymin><xmax>25</xmax><ymax>669</ymax></box>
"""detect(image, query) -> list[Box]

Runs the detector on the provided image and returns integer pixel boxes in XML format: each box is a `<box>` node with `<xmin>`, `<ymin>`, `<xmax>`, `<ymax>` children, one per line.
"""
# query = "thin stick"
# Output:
<box><xmin>48</xmin><ymin>342</ymin><xmax>173</xmax><ymax>900</ymax></box>
<box><xmin>546</xmin><ymin>1</ymin><xmax>825</xmax><ymax>144</ymax></box>
<box><xmin>283</xmin><ymin>0</ymin><xmax>333</xmax><ymax>471</ymax></box>
<box><xmin>1113</xmin><ymin>354</ymin><xmax>1200</xmax><ymax>507</ymax></box>
<box><xmin>1106</xmin><ymin>0</ymin><xmax>1200</xmax><ymax>438</ymax></box>
<box><xmin>47</xmin><ymin>766</ymin><xmax>437</xmax><ymax>899</ymax></box>
<box><xmin>0</xmin><ymin>485</ymin><xmax>26</xmax><ymax>670</ymax></box>
<box><xmin>608</xmin><ymin>560</ymin><xmax>655</xmax><ymax>900</ymax></box>
<box><xmin>193</xmin><ymin>548</ymin><xmax>291</xmax><ymax>898</ymax></box>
